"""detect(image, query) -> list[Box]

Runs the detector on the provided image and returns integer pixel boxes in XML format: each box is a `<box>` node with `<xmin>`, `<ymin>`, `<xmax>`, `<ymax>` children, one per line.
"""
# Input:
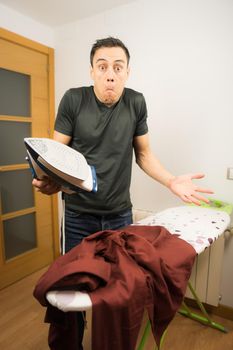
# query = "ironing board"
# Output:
<box><xmin>46</xmin><ymin>205</ymin><xmax>231</xmax><ymax>350</ymax></box>
<box><xmin>132</xmin><ymin>205</ymin><xmax>231</xmax><ymax>349</ymax></box>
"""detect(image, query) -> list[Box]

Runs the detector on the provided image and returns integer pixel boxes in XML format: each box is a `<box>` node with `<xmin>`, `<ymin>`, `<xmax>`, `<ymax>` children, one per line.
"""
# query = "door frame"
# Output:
<box><xmin>0</xmin><ymin>27</ymin><xmax>60</xmax><ymax>260</ymax></box>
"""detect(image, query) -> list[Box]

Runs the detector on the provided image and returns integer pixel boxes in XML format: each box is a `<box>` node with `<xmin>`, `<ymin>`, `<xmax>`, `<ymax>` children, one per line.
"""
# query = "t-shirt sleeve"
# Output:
<box><xmin>134</xmin><ymin>94</ymin><xmax>149</xmax><ymax>137</ymax></box>
<box><xmin>54</xmin><ymin>90</ymin><xmax>75</xmax><ymax>136</ymax></box>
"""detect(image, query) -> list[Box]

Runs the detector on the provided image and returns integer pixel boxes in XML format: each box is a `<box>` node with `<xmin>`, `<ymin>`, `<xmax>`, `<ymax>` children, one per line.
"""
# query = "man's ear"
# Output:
<box><xmin>90</xmin><ymin>65</ymin><xmax>94</xmax><ymax>80</ymax></box>
<box><xmin>127</xmin><ymin>66</ymin><xmax>130</xmax><ymax>78</ymax></box>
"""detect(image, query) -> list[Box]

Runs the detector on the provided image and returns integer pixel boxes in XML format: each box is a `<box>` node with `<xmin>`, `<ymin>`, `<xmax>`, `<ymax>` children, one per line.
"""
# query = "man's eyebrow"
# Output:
<box><xmin>115</xmin><ymin>59</ymin><xmax>126</xmax><ymax>64</ymax></box>
<box><xmin>95</xmin><ymin>58</ymin><xmax>126</xmax><ymax>64</ymax></box>
<box><xmin>95</xmin><ymin>58</ymin><xmax>107</xmax><ymax>63</ymax></box>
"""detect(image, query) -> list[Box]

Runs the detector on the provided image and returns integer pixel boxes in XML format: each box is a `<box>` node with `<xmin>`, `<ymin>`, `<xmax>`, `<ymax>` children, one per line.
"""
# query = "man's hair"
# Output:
<box><xmin>90</xmin><ymin>37</ymin><xmax>130</xmax><ymax>66</ymax></box>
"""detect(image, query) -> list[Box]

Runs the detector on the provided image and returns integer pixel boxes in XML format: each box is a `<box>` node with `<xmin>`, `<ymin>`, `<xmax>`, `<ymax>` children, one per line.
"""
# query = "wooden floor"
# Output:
<box><xmin>0</xmin><ymin>268</ymin><xmax>233</xmax><ymax>350</ymax></box>
<box><xmin>145</xmin><ymin>312</ymin><xmax>233</xmax><ymax>350</ymax></box>
<box><xmin>0</xmin><ymin>268</ymin><xmax>49</xmax><ymax>350</ymax></box>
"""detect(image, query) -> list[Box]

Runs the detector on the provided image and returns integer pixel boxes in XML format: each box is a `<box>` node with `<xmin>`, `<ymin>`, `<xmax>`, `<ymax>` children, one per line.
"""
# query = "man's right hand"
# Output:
<box><xmin>32</xmin><ymin>177</ymin><xmax>61</xmax><ymax>195</ymax></box>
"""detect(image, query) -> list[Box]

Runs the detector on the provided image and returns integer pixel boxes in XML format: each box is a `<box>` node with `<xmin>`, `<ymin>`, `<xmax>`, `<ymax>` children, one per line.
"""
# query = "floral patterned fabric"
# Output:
<box><xmin>133</xmin><ymin>206</ymin><xmax>230</xmax><ymax>254</ymax></box>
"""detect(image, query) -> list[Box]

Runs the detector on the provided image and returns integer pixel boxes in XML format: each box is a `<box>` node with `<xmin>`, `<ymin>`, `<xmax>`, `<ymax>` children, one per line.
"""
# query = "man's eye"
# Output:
<box><xmin>114</xmin><ymin>66</ymin><xmax>122</xmax><ymax>72</ymax></box>
<box><xmin>99</xmin><ymin>65</ymin><xmax>106</xmax><ymax>71</ymax></box>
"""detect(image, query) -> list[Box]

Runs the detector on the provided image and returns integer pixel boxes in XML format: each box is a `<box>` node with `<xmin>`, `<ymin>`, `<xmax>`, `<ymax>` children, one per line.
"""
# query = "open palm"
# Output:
<box><xmin>169</xmin><ymin>173</ymin><xmax>214</xmax><ymax>206</ymax></box>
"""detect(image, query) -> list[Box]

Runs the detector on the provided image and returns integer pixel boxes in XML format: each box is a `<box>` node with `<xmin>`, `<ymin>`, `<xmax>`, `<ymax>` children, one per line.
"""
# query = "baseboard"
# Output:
<box><xmin>184</xmin><ymin>297</ymin><xmax>233</xmax><ymax>321</ymax></box>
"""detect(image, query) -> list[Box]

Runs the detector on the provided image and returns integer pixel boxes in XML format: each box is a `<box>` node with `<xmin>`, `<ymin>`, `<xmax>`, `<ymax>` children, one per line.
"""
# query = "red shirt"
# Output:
<box><xmin>34</xmin><ymin>225</ymin><xmax>196</xmax><ymax>350</ymax></box>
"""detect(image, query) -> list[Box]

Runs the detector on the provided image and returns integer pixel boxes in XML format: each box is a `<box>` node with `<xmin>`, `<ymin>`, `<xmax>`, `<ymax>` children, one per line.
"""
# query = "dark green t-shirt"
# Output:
<box><xmin>55</xmin><ymin>86</ymin><xmax>148</xmax><ymax>215</ymax></box>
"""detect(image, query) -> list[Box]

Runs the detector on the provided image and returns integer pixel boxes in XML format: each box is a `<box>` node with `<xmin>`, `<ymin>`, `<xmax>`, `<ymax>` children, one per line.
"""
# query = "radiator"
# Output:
<box><xmin>185</xmin><ymin>235</ymin><xmax>224</xmax><ymax>306</ymax></box>
<box><xmin>132</xmin><ymin>209</ymin><xmax>224</xmax><ymax>306</ymax></box>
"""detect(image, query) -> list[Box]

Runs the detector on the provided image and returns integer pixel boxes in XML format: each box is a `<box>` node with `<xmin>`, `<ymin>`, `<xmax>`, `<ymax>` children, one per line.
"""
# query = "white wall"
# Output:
<box><xmin>0</xmin><ymin>3</ymin><xmax>54</xmax><ymax>47</ymax></box>
<box><xmin>54</xmin><ymin>0</ymin><xmax>233</xmax><ymax>307</ymax></box>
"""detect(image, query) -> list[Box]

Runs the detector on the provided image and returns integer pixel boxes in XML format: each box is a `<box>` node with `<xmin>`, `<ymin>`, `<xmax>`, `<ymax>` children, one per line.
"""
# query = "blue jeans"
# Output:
<box><xmin>64</xmin><ymin>208</ymin><xmax>133</xmax><ymax>253</ymax></box>
<box><xmin>61</xmin><ymin>207</ymin><xmax>133</xmax><ymax>349</ymax></box>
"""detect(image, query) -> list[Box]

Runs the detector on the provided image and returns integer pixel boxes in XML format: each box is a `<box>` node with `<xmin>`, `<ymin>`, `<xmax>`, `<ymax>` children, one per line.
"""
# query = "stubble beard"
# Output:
<box><xmin>103</xmin><ymin>91</ymin><xmax>119</xmax><ymax>107</ymax></box>
<box><xmin>103</xmin><ymin>97</ymin><xmax>115</xmax><ymax>106</ymax></box>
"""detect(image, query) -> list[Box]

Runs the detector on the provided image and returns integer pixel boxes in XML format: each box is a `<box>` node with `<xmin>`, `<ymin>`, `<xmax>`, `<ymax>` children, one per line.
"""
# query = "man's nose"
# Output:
<box><xmin>106</xmin><ymin>67</ymin><xmax>115</xmax><ymax>82</ymax></box>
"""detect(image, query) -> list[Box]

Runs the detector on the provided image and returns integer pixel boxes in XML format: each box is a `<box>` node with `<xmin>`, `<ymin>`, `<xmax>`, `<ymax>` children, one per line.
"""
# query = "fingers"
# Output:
<box><xmin>191</xmin><ymin>192</ymin><xmax>210</xmax><ymax>204</ymax></box>
<box><xmin>190</xmin><ymin>173</ymin><xmax>205</xmax><ymax>180</ymax></box>
<box><xmin>195</xmin><ymin>186</ymin><xmax>214</xmax><ymax>194</ymax></box>
<box><xmin>197</xmin><ymin>196</ymin><xmax>210</xmax><ymax>204</ymax></box>
<box><xmin>32</xmin><ymin>177</ymin><xmax>61</xmax><ymax>195</ymax></box>
<box><xmin>32</xmin><ymin>177</ymin><xmax>49</xmax><ymax>190</ymax></box>
<box><xmin>189</xmin><ymin>197</ymin><xmax>202</xmax><ymax>206</ymax></box>
<box><xmin>182</xmin><ymin>191</ymin><xmax>211</xmax><ymax>206</ymax></box>
<box><xmin>37</xmin><ymin>183</ymin><xmax>60</xmax><ymax>195</ymax></box>
<box><xmin>180</xmin><ymin>194</ymin><xmax>193</xmax><ymax>204</ymax></box>
<box><xmin>181</xmin><ymin>193</ymin><xmax>201</xmax><ymax>206</ymax></box>
<box><xmin>32</xmin><ymin>178</ymin><xmax>44</xmax><ymax>187</ymax></box>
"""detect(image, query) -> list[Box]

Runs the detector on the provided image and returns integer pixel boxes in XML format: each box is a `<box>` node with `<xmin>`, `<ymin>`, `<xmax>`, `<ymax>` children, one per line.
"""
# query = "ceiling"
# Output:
<box><xmin>0</xmin><ymin>0</ymin><xmax>136</xmax><ymax>27</ymax></box>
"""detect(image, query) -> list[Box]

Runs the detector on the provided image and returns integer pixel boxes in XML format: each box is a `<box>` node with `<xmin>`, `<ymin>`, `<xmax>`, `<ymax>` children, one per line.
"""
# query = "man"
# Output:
<box><xmin>33</xmin><ymin>36</ymin><xmax>213</xmax><ymax>350</ymax></box>
<box><xmin>33</xmin><ymin>36</ymin><xmax>213</xmax><ymax>252</ymax></box>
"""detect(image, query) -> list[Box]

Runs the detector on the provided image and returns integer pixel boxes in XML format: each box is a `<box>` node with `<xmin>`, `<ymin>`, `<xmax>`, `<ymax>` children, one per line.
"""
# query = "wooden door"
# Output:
<box><xmin>0</xmin><ymin>28</ymin><xmax>59</xmax><ymax>289</ymax></box>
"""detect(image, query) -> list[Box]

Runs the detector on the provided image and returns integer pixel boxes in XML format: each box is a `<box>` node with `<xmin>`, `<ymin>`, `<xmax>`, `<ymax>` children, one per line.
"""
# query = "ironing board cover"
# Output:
<box><xmin>133</xmin><ymin>206</ymin><xmax>230</xmax><ymax>254</ymax></box>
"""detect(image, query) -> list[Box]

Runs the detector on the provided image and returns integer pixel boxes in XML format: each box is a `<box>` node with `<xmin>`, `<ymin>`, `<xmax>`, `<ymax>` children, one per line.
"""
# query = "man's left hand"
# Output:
<box><xmin>168</xmin><ymin>173</ymin><xmax>214</xmax><ymax>206</ymax></box>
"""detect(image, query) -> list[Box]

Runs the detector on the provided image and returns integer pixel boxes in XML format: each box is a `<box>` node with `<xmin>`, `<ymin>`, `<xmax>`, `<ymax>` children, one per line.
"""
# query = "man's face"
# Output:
<box><xmin>90</xmin><ymin>46</ymin><xmax>129</xmax><ymax>106</ymax></box>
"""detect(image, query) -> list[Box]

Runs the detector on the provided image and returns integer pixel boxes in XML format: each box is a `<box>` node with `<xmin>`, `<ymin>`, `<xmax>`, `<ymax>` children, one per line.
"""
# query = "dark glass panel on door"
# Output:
<box><xmin>0</xmin><ymin>169</ymin><xmax>34</xmax><ymax>214</ymax></box>
<box><xmin>3</xmin><ymin>213</ymin><xmax>37</xmax><ymax>260</ymax></box>
<box><xmin>0</xmin><ymin>121</ymin><xmax>30</xmax><ymax>165</ymax></box>
<box><xmin>0</xmin><ymin>68</ymin><xmax>30</xmax><ymax>116</ymax></box>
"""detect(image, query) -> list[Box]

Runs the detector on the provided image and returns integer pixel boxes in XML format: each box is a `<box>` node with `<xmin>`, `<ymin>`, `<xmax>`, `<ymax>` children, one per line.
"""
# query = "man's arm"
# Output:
<box><xmin>133</xmin><ymin>133</ymin><xmax>213</xmax><ymax>205</ymax></box>
<box><xmin>53</xmin><ymin>130</ymin><xmax>72</xmax><ymax>145</ymax></box>
<box><xmin>32</xmin><ymin>131</ymin><xmax>72</xmax><ymax>195</ymax></box>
